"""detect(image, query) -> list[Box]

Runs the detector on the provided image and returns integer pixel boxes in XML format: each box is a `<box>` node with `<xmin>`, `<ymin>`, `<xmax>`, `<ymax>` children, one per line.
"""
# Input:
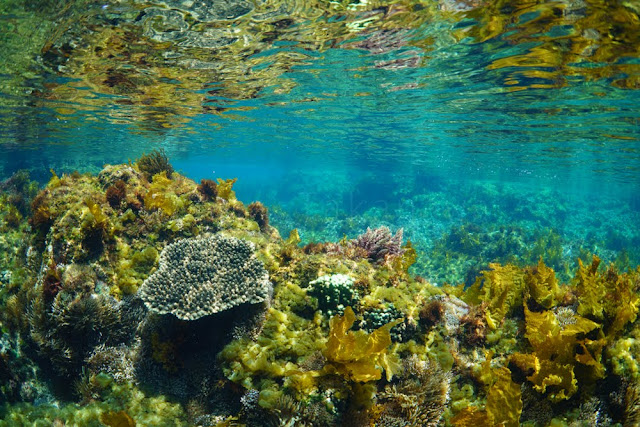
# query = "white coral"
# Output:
<box><xmin>139</xmin><ymin>234</ymin><xmax>271</xmax><ymax>320</ymax></box>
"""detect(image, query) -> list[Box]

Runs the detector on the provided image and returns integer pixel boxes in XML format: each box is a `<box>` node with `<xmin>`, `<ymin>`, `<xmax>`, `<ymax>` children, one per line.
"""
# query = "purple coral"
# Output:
<box><xmin>350</xmin><ymin>226</ymin><xmax>405</xmax><ymax>264</ymax></box>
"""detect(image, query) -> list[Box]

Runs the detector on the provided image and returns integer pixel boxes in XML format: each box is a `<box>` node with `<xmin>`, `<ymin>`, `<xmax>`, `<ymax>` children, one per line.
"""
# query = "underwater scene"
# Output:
<box><xmin>1</xmin><ymin>0</ymin><xmax>640</xmax><ymax>425</ymax></box>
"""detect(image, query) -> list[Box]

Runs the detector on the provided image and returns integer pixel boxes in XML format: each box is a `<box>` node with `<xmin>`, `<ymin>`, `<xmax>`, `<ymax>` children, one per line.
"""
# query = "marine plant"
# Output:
<box><xmin>323</xmin><ymin>306</ymin><xmax>402</xmax><ymax>383</ymax></box>
<box><xmin>143</xmin><ymin>171</ymin><xmax>183</xmax><ymax>216</ymax></box>
<box><xmin>524</xmin><ymin>257</ymin><xmax>563</xmax><ymax>310</ymax></box>
<box><xmin>105</xmin><ymin>180</ymin><xmax>127</xmax><ymax>209</ymax></box>
<box><xmin>100</xmin><ymin>410</ymin><xmax>136</xmax><ymax>427</ymax></box>
<box><xmin>514</xmin><ymin>303</ymin><xmax>603</xmax><ymax>402</ymax></box>
<box><xmin>114</xmin><ymin>245</ymin><xmax>159</xmax><ymax>296</ymax></box>
<box><xmin>196</xmin><ymin>178</ymin><xmax>218</xmax><ymax>201</ymax></box>
<box><xmin>2</xmin><ymin>163</ymin><xmax>640</xmax><ymax>425</ymax></box>
<box><xmin>81</xmin><ymin>198</ymin><xmax>111</xmax><ymax>257</ymax></box>
<box><xmin>575</xmin><ymin>255</ymin><xmax>640</xmax><ymax>337</ymax></box>
<box><xmin>41</xmin><ymin>258</ymin><xmax>63</xmax><ymax>304</ymax></box>
<box><xmin>247</xmin><ymin>201</ymin><xmax>269</xmax><ymax>233</ymax></box>
<box><xmin>136</xmin><ymin>149</ymin><xmax>174</xmax><ymax>181</ymax></box>
<box><xmin>463</xmin><ymin>262</ymin><xmax>525</xmax><ymax>329</ymax></box>
<box><xmin>29</xmin><ymin>189</ymin><xmax>54</xmax><ymax>240</ymax></box>
<box><xmin>0</xmin><ymin>170</ymin><xmax>39</xmax><ymax>216</ymax></box>
<box><xmin>216</xmin><ymin>178</ymin><xmax>237</xmax><ymax>201</ymax></box>
<box><xmin>349</xmin><ymin>226</ymin><xmax>404</xmax><ymax>264</ymax></box>
<box><xmin>452</xmin><ymin>362</ymin><xmax>522</xmax><ymax>426</ymax></box>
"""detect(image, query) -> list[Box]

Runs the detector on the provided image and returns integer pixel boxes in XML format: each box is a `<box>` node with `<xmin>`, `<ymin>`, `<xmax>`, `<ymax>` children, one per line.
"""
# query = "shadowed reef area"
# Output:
<box><xmin>1</xmin><ymin>157</ymin><xmax>640</xmax><ymax>426</ymax></box>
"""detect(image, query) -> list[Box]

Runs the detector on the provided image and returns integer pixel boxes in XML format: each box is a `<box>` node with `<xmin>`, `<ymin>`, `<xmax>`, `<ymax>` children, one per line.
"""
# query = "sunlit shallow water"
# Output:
<box><xmin>1</xmin><ymin>0</ymin><xmax>639</xmax><ymax>279</ymax></box>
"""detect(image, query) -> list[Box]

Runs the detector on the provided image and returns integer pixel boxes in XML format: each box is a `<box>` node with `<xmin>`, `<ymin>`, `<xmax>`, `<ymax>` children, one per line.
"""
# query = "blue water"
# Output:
<box><xmin>1</xmin><ymin>0</ymin><xmax>639</xmax><ymax>283</ymax></box>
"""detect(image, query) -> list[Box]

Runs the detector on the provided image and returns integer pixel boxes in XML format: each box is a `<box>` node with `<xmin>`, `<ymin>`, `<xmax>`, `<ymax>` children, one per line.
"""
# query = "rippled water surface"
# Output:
<box><xmin>1</xmin><ymin>0</ymin><xmax>639</xmax><ymax>282</ymax></box>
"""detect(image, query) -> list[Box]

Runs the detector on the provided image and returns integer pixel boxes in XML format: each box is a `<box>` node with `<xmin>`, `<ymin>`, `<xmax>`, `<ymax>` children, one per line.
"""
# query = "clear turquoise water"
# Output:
<box><xmin>1</xmin><ymin>0</ymin><xmax>639</xmax><ymax>283</ymax></box>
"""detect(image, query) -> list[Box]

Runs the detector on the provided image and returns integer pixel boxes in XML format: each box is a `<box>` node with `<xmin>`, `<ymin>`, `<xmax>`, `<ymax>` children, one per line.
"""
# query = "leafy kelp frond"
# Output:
<box><xmin>525</xmin><ymin>258</ymin><xmax>562</xmax><ymax>309</ymax></box>
<box><xmin>217</xmin><ymin>178</ymin><xmax>237</xmax><ymax>201</ymax></box>
<box><xmin>143</xmin><ymin>172</ymin><xmax>183</xmax><ymax>216</ymax></box>
<box><xmin>514</xmin><ymin>303</ymin><xmax>604</xmax><ymax>402</ymax></box>
<box><xmin>464</xmin><ymin>263</ymin><xmax>525</xmax><ymax>329</ymax></box>
<box><xmin>576</xmin><ymin>256</ymin><xmax>607</xmax><ymax>319</ymax></box>
<box><xmin>485</xmin><ymin>366</ymin><xmax>523</xmax><ymax>427</ymax></box>
<box><xmin>100</xmin><ymin>410</ymin><xmax>136</xmax><ymax>427</ymax></box>
<box><xmin>527</xmin><ymin>359</ymin><xmax>577</xmax><ymax>402</ymax></box>
<box><xmin>453</xmin><ymin>362</ymin><xmax>522</xmax><ymax>426</ymax></box>
<box><xmin>574</xmin><ymin>255</ymin><xmax>640</xmax><ymax>337</ymax></box>
<box><xmin>323</xmin><ymin>306</ymin><xmax>402</xmax><ymax>382</ymax></box>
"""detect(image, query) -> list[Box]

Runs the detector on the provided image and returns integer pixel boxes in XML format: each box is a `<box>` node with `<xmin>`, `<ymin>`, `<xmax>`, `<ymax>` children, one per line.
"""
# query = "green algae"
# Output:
<box><xmin>0</xmin><ymin>379</ymin><xmax>188</xmax><ymax>427</ymax></box>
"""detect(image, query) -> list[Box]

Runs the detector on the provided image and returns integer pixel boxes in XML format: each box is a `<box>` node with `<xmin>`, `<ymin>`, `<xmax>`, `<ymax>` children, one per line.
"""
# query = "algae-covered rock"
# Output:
<box><xmin>2</xmin><ymin>163</ymin><xmax>640</xmax><ymax>426</ymax></box>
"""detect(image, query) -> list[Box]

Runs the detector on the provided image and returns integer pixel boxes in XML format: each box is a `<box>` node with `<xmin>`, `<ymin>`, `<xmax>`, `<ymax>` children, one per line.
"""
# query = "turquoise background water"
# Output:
<box><xmin>1</xmin><ymin>1</ymin><xmax>639</xmax><ymax>284</ymax></box>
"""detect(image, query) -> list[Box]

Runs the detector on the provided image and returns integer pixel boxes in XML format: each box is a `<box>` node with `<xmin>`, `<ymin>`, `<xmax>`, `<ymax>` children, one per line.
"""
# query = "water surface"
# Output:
<box><xmin>1</xmin><ymin>0</ymin><xmax>639</xmax><ymax>282</ymax></box>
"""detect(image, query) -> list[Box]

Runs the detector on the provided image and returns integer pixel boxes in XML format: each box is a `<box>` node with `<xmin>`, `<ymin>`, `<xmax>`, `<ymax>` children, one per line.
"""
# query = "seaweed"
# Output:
<box><xmin>29</xmin><ymin>190</ymin><xmax>54</xmax><ymax>236</ymax></box>
<box><xmin>323</xmin><ymin>306</ymin><xmax>402</xmax><ymax>382</ymax></box>
<box><xmin>197</xmin><ymin>178</ymin><xmax>218</xmax><ymax>201</ymax></box>
<box><xmin>106</xmin><ymin>180</ymin><xmax>127</xmax><ymax>209</ymax></box>
<box><xmin>514</xmin><ymin>302</ymin><xmax>603</xmax><ymax>402</ymax></box>
<box><xmin>524</xmin><ymin>258</ymin><xmax>562</xmax><ymax>309</ymax></box>
<box><xmin>81</xmin><ymin>198</ymin><xmax>110</xmax><ymax>257</ymax></box>
<box><xmin>463</xmin><ymin>263</ymin><xmax>525</xmax><ymax>329</ymax></box>
<box><xmin>136</xmin><ymin>149</ymin><xmax>174</xmax><ymax>181</ymax></box>
<box><xmin>248</xmin><ymin>201</ymin><xmax>269</xmax><ymax>232</ymax></box>
<box><xmin>143</xmin><ymin>171</ymin><xmax>183</xmax><ymax>216</ymax></box>
<box><xmin>485</xmin><ymin>366</ymin><xmax>522</xmax><ymax>427</ymax></box>
<box><xmin>100</xmin><ymin>410</ymin><xmax>136</xmax><ymax>427</ymax></box>
<box><xmin>216</xmin><ymin>178</ymin><xmax>237</xmax><ymax>201</ymax></box>
<box><xmin>576</xmin><ymin>255</ymin><xmax>607</xmax><ymax>319</ymax></box>
<box><xmin>4</xmin><ymin>162</ymin><xmax>640</xmax><ymax>425</ymax></box>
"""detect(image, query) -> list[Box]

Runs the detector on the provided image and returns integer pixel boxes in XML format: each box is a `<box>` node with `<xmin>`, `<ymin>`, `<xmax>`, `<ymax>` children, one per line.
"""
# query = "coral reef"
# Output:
<box><xmin>139</xmin><ymin>235</ymin><xmax>272</xmax><ymax>320</ymax></box>
<box><xmin>1</xmin><ymin>164</ymin><xmax>640</xmax><ymax>426</ymax></box>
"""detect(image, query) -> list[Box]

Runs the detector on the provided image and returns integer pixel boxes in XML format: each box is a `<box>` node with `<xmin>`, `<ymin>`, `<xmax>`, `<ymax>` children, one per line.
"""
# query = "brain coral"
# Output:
<box><xmin>139</xmin><ymin>235</ymin><xmax>272</xmax><ymax>320</ymax></box>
